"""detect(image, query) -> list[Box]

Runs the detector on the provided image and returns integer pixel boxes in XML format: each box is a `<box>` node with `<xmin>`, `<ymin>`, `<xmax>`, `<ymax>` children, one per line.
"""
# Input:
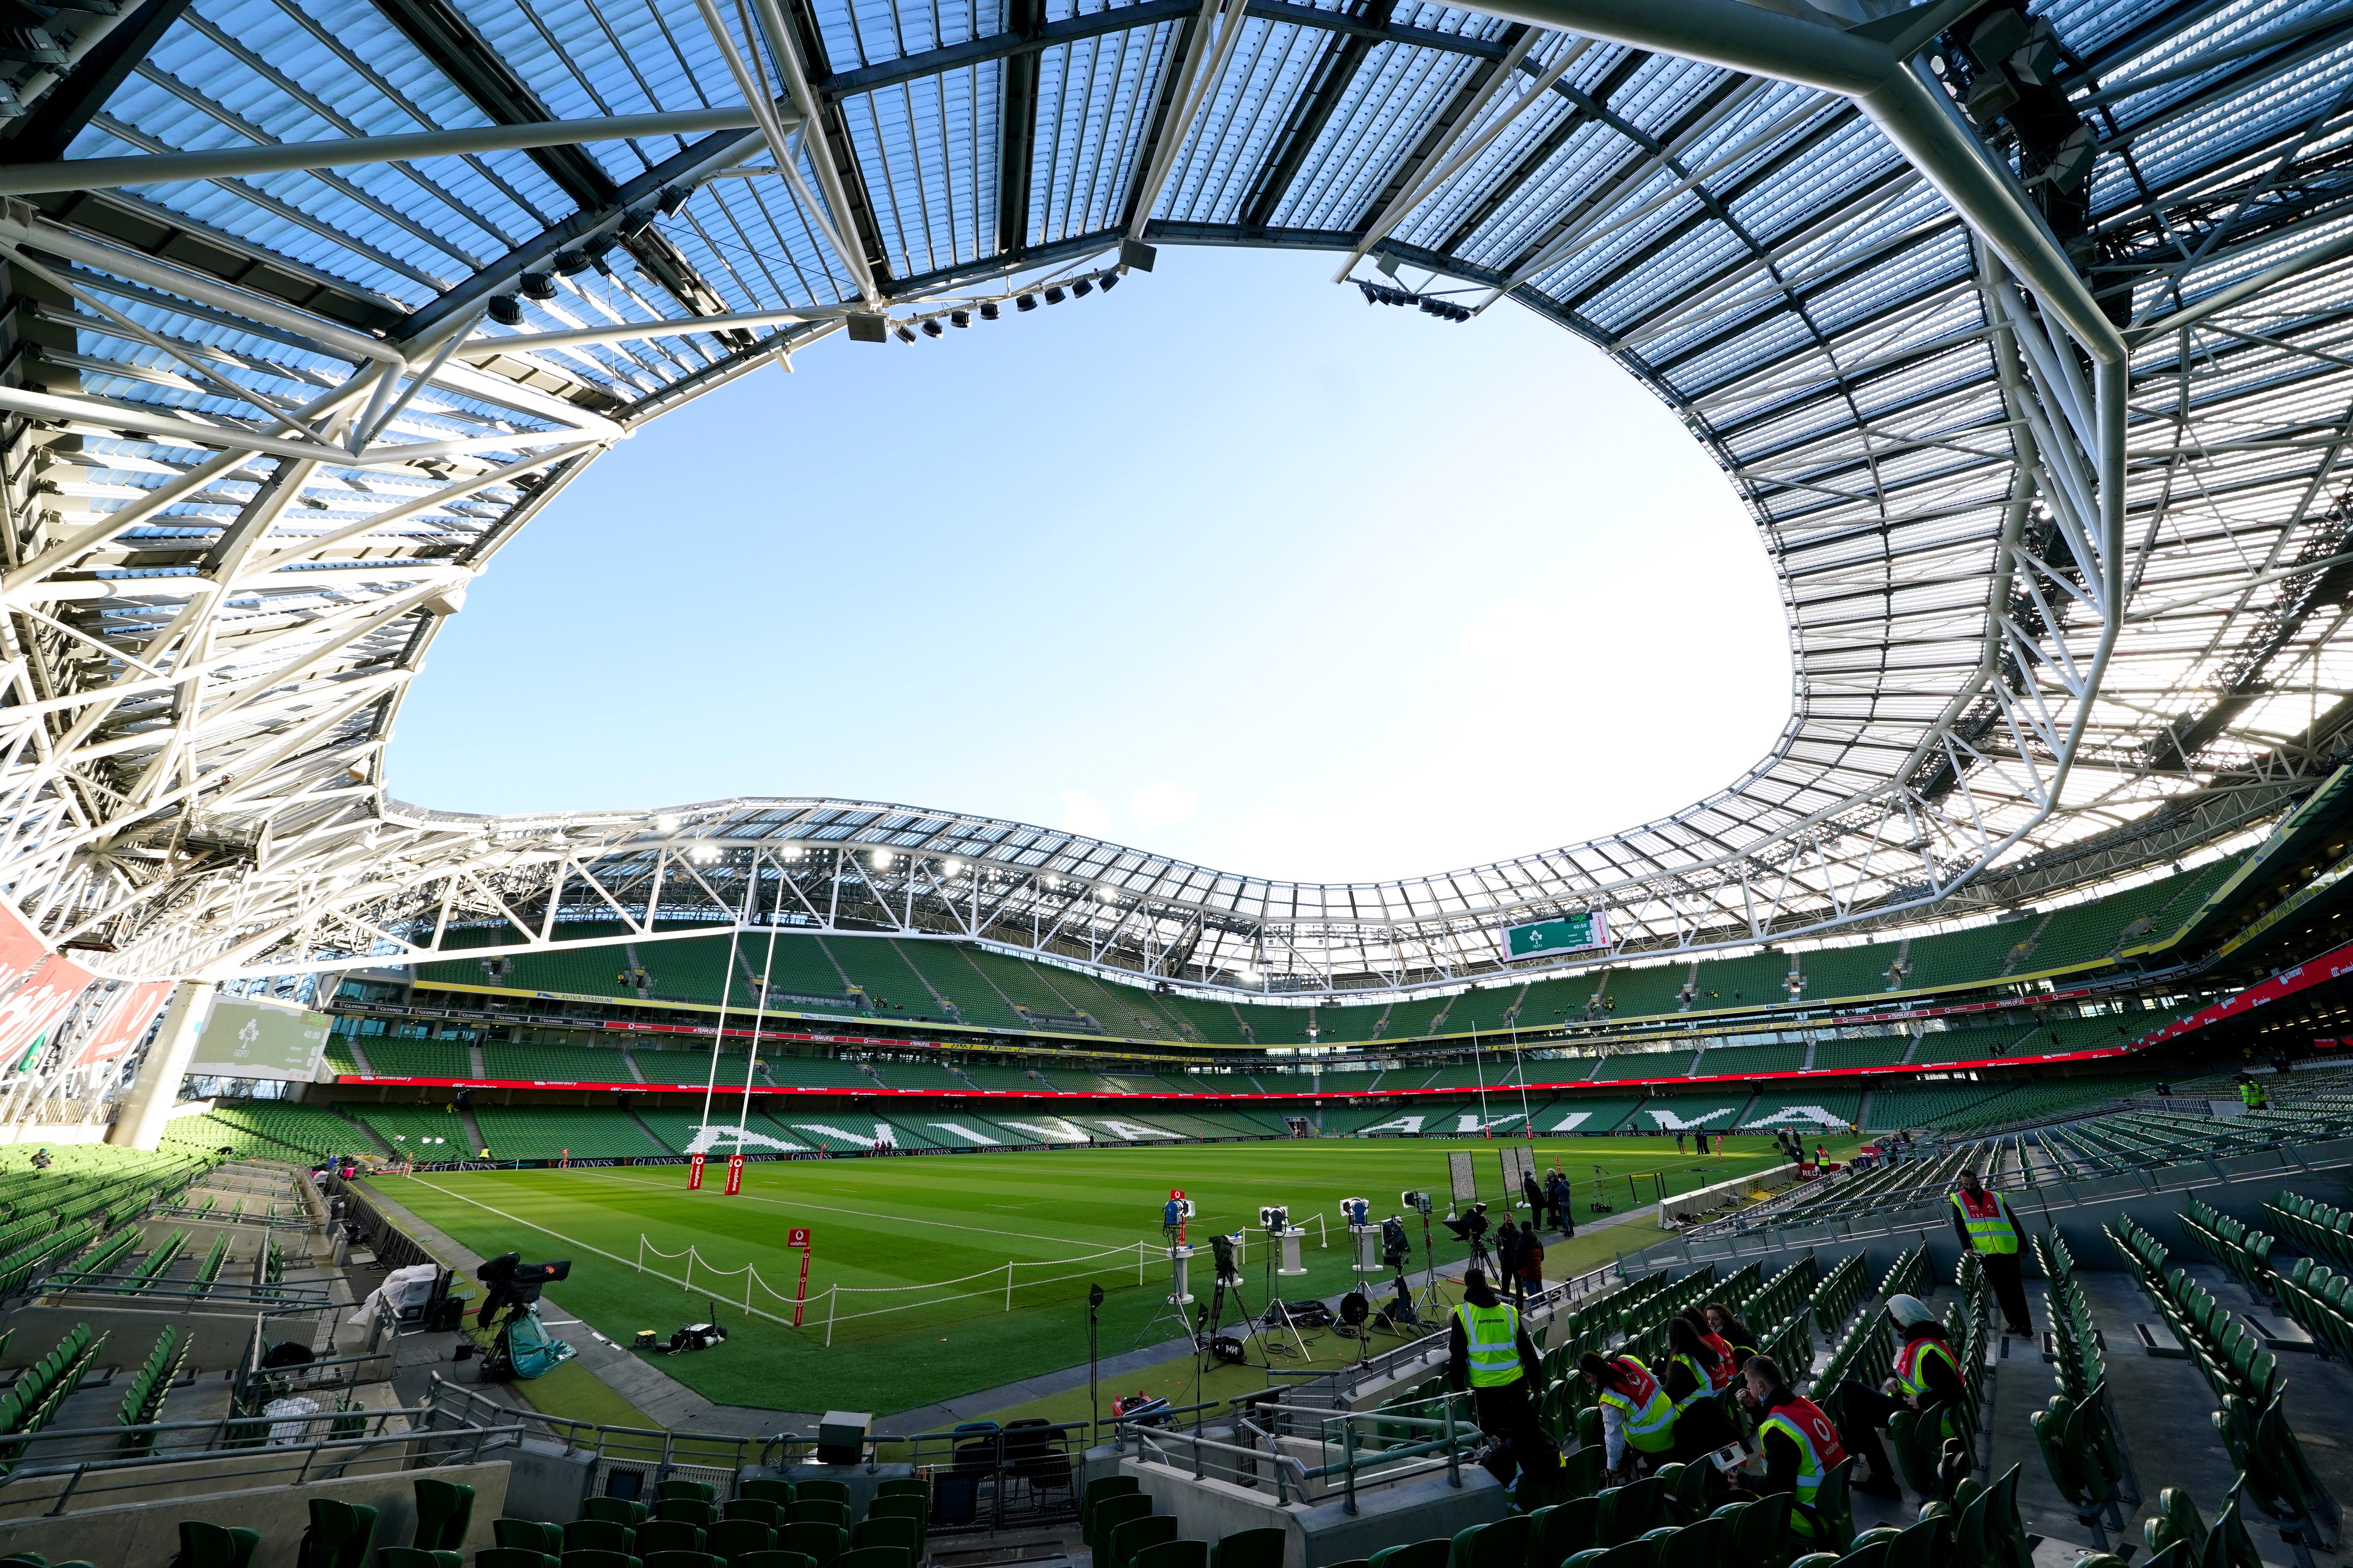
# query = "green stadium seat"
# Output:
<box><xmin>298</xmin><ymin>1499</ymin><xmax>379</xmax><ymax>1568</ymax></box>
<box><xmin>795</xmin><ymin>1482</ymin><xmax>851</xmax><ymax>1507</ymax></box>
<box><xmin>583</xmin><ymin>1501</ymin><xmax>650</xmax><ymax>1528</ymax></box>
<box><xmin>414</xmin><ymin>1479</ymin><xmax>476</xmax><ymax>1552</ymax></box>
<box><xmin>566</xmin><ymin>1524</ymin><xmax>638</xmax><ymax>1557</ymax></box>
<box><xmin>722</xmin><ymin>1502</ymin><xmax>781</xmax><ymax>1527</ymax></box>
<box><xmin>661</xmin><ymin>1482</ymin><xmax>718</xmax><ymax>1504</ymax></box>
<box><xmin>1109</xmin><ymin>1517</ymin><xmax>1178</xmax><ymax>1568</ymax></box>
<box><xmin>479</xmin><ymin>1551</ymin><xmax>559</xmax><ymax>1568</ymax></box>
<box><xmin>634</xmin><ymin>1524</ymin><xmax>705</xmax><ymax>1557</ymax></box>
<box><xmin>1088</xmin><ymin>1495</ymin><xmax>1153</xmax><ymax>1558</ymax></box>
<box><xmin>1365</xmin><ymin>1544</ymin><xmax>1448</xmax><ymax>1568</ymax></box>
<box><xmin>559</xmin><ymin>1548</ymin><xmax>642</xmax><ymax>1568</ymax></box>
<box><xmin>847</xmin><ymin>1517</ymin><xmax>917</xmax><ymax>1565</ymax></box>
<box><xmin>787</xmin><ymin>1501</ymin><xmax>848</xmax><ymax>1529</ymax></box>
<box><xmin>780</xmin><ymin>1523</ymin><xmax>845</xmax><ymax>1568</ymax></box>
<box><xmin>644</xmin><ymin>1554</ymin><xmax>723</xmax><ymax>1568</ymax></box>
<box><xmin>872</xmin><ymin>1481</ymin><xmax>928</xmax><ymax>1502</ymax></box>
<box><xmin>1449</xmin><ymin>1516</ymin><xmax>1528</xmax><ymax>1568</ymax></box>
<box><xmin>705</xmin><ymin>1521</ymin><xmax>776</xmax><ymax>1566</ymax></box>
<box><xmin>177</xmin><ymin>1523</ymin><xmax>263</xmax><ymax>1568</ymax></box>
<box><xmin>737</xmin><ymin>1483</ymin><xmax>795</xmax><ymax>1509</ymax></box>
<box><xmin>736</xmin><ymin>1556</ymin><xmax>815</xmax><ymax>1568</ymax></box>
<box><xmin>1211</xmin><ymin>1529</ymin><xmax>1285</xmax><ymax>1568</ymax></box>
<box><xmin>497</xmin><ymin>1523</ymin><xmax>566</xmax><ymax>1556</ymax></box>
<box><xmin>376</xmin><ymin>1550</ymin><xmax>454</xmax><ymax>1568</ymax></box>
<box><xmin>829</xmin><ymin>1551</ymin><xmax>907</xmax><ymax>1568</ymax></box>
<box><xmin>1134</xmin><ymin>1545</ymin><xmax>1210</xmax><ymax>1568</ymax></box>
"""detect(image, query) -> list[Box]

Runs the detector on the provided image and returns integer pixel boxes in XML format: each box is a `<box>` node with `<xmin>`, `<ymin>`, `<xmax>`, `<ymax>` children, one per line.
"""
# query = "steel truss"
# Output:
<box><xmin>0</xmin><ymin>0</ymin><xmax>2347</xmax><ymax>1025</ymax></box>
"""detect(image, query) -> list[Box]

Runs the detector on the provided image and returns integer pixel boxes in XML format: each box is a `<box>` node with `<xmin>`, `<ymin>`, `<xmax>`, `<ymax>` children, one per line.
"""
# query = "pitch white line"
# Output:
<box><xmin>553</xmin><ymin>1167</ymin><xmax>1195</xmax><ymax>1249</ymax></box>
<box><xmin>401</xmin><ymin>1176</ymin><xmax>647</xmax><ymax>1272</ymax></box>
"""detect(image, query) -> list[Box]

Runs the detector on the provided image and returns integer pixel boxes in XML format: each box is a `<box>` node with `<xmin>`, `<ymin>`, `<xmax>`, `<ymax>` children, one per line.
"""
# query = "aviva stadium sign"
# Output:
<box><xmin>1503</xmin><ymin>911</ymin><xmax>1609</xmax><ymax>960</ymax></box>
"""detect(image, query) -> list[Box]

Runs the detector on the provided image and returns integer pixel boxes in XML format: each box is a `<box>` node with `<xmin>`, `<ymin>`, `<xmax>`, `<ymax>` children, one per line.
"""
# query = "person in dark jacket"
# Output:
<box><xmin>1662</xmin><ymin>1316</ymin><xmax>1740</xmax><ymax>1465</ymax></box>
<box><xmin>1547</xmin><ymin>1169</ymin><xmax>1574</xmax><ymax>1237</ymax></box>
<box><xmin>1521</xmin><ymin>1169</ymin><xmax>1546</xmax><ymax>1228</ymax></box>
<box><xmin>1493</xmin><ymin>1219</ymin><xmax>1525</xmax><ymax>1302</ymax></box>
<box><xmin>1704</xmin><ymin>1302</ymin><xmax>1758</xmax><ymax>1368</ymax></box>
<box><xmin>1832</xmin><ymin>1294</ymin><xmax>1963</xmax><ymax>1498</ymax></box>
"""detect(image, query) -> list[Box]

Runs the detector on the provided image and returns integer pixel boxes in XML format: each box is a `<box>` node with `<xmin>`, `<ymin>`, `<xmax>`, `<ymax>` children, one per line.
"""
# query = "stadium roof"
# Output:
<box><xmin>2</xmin><ymin>0</ymin><xmax>2352</xmax><ymax>996</ymax></box>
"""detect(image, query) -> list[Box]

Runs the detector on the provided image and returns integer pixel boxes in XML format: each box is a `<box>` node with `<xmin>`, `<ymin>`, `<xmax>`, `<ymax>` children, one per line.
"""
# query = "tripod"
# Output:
<box><xmin>1196</xmin><ymin>1261</ymin><xmax>1266</xmax><ymax>1371</ymax></box>
<box><xmin>1256</xmin><ymin>1245</ymin><xmax>1312</xmax><ymax>1360</ymax></box>
<box><xmin>1136</xmin><ymin>1246</ymin><xmax>1201</xmax><ymax>1351</ymax></box>
<box><xmin>1410</xmin><ymin>1208</ymin><xmax>1446</xmax><ymax>1319</ymax></box>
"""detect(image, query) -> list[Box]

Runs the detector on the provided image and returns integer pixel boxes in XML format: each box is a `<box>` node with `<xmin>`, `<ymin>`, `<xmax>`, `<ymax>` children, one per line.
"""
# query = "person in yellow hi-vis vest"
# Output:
<box><xmin>1447</xmin><ymin>1268</ymin><xmax>1553</xmax><ymax>1493</ymax></box>
<box><xmin>1950</xmin><ymin>1170</ymin><xmax>2033</xmax><ymax>1337</ymax></box>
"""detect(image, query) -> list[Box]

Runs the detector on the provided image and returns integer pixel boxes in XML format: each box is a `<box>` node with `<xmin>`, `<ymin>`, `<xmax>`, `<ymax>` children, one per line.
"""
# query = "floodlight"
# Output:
<box><xmin>656</xmin><ymin>183</ymin><xmax>690</xmax><ymax>216</ymax></box>
<box><xmin>1401</xmin><ymin>1189</ymin><xmax>1432</xmax><ymax>1213</ymax></box>
<box><xmin>488</xmin><ymin>296</ymin><xmax>523</xmax><ymax>327</ymax></box>
<box><xmin>920</xmin><ymin>319</ymin><xmax>944</xmax><ymax>338</ymax></box>
<box><xmin>655</xmin><ymin>813</ymin><xmax>681</xmax><ymax>833</ymax></box>
<box><xmin>1258</xmin><ymin>1205</ymin><xmax>1289</xmax><ymax>1231</ymax></box>
<box><xmin>1044</xmin><ymin>286</ymin><xmax>1066</xmax><ymax>304</ymax></box>
<box><xmin>944</xmin><ymin>860</ymin><xmax>962</xmax><ymax>875</ymax></box>
<box><xmin>980</xmin><ymin>302</ymin><xmax>1000</xmax><ymax>321</ymax></box>
<box><xmin>521</xmin><ymin>271</ymin><xmax>557</xmax><ymax>300</ymax></box>
<box><xmin>951</xmin><ymin>310</ymin><xmax>971</xmax><ymax>328</ymax></box>
<box><xmin>1339</xmin><ymin>1197</ymin><xmax>1369</xmax><ymax>1226</ymax></box>
<box><xmin>894</xmin><ymin>324</ymin><xmax>917</xmax><ymax>343</ymax></box>
<box><xmin>1099</xmin><ymin>273</ymin><xmax>1120</xmax><ymax>292</ymax></box>
<box><xmin>873</xmin><ymin>849</ymin><xmax>893</xmax><ymax>868</ymax></box>
<box><xmin>1017</xmin><ymin>294</ymin><xmax>1038</xmax><ymax>312</ymax></box>
<box><xmin>553</xmin><ymin>248</ymin><xmax>591</xmax><ymax>275</ymax></box>
<box><xmin>1073</xmin><ymin>279</ymin><xmax>1093</xmax><ymax>297</ymax></box>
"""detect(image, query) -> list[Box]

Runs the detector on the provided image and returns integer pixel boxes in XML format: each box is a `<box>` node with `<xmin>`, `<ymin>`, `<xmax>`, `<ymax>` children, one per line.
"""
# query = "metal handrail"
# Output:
<box><xmin>34</xmin><ymin>1270</ymin><xmax>331</xmax><ymax>1307</ymax></box>
<box><xmin>0</xmin><ymin>1408</ymin><xmax>524</xmax><ymax>1517</ymax></box>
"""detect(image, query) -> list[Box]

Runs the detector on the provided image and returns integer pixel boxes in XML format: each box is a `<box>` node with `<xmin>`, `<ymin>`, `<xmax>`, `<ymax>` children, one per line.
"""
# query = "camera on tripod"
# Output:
<box><xmin>475</xmin><ymin>1253</ymin><xmax>572</xmax><ymax>1327</ymax></box>
<box><xmin>1209</xmin><ymin>1232</ymin><xmax>1244</xmax><ymax>1286</ymax></box>
<box><xmin>1380</xmin><ymin>1215</ymin><xmax>1411</xmax><ymax>1270</ymax></box>
<box><xmin>1441</xmin><ymin>1202</ymin><xmax>1489</xmax><ymax>1242</ymax></box>
<box><xmin>1400</xmin><ymin>1190</ymin><xmax>1433</xmax><ymax>1215</ymax></box>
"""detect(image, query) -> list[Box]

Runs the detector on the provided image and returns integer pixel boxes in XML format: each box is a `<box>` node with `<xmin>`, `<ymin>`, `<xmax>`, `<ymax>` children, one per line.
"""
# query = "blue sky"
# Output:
<box><xmin>387</xmin><ymin>246</ymin><xmax>1791</xmax><ymax>884</ymax></box>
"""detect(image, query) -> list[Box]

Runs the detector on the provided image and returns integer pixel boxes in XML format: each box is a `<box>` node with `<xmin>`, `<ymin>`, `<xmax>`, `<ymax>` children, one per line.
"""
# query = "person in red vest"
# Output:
<box><xmin>1951</xmin><ymin>1170</ymin><xmax>2033</xmax><ymax>1336</ymax></box>
<box><xmin>1736</xmin><ymin>1354</ymin><xmax>1851</xmax><ymax>1539</ymax></box>
<box><xmin>1829</xmin><ymin>1294</ymin><xmax>1963</xmax><ymax>1499</ymax></box>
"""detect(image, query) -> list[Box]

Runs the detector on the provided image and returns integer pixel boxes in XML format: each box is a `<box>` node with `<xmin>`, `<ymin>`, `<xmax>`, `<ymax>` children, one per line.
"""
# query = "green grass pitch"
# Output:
<box><xmin>374</xmin><ymin>1137</ymin><xmax>1805</xmax><ymax>1417</ymax></box>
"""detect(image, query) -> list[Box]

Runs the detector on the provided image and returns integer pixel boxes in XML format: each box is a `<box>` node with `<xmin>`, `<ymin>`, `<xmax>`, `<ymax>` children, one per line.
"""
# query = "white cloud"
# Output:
<box><xmin>1055</xmin><ymin>789</ymin><xmax>1112</xmax><ymax>837</ymax></box>
<box><xmin>1130</xmin><ymin>781</ymin><xmax>1199</xmax><ymax>829</ymax></box>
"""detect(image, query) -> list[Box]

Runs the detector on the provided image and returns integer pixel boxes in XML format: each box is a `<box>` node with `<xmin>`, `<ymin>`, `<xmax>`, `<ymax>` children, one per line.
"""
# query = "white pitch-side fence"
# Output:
<box><xmin>634</xmin><ymin>1218</ymin><xmax>1331</xmax><ymax>1346</ymax></box>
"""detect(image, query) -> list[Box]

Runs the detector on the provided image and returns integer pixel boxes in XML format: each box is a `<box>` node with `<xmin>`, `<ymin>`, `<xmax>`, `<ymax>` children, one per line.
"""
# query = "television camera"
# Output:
<box><xmin>1401</xmin><ymin>1190</ymin><xmax>1433</xmax><ymax>1214</ymax></box>
<box><xmin>1441</xmin><ymin>1201</ymin><xmax>1493</xmax><ymax>1271</ymax></box>
<box><xmin>473</xmin><ymin>1253</ymin><xmax>572</xmax><ymax>1330</ymax></box>
<box><xmin>1257</xmin><ymin>1205</ymin><xmax>1289</xmax><ymax>1231</ymax></box>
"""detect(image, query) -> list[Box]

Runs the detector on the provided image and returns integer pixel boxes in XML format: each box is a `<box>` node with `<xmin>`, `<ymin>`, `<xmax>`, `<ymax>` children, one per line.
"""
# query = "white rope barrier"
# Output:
<box><xmin>634</xmin><ymin>1233</ymin><xmax>1164</xmax><ymax>1345</ymax></box>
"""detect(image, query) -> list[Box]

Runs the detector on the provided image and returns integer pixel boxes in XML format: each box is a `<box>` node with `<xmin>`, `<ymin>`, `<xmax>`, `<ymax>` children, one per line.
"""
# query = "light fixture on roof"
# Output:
<box><xmin>1044</xmin><ymin>286</ymin><xmax>1066</xmax><ymax>304</ymax></box>
<box><xmin>920</xmin><ymin>319</ymin><xmax>944</xmax><ymax>338</ymax></box>
<box><xmin>979</xmin><ymin>302</ymin><xmax>1000</xmax><ymax>321</ymax></box>
<box><xmin>489</xmin><ymin>296</ymin><xmax>524</xmax><ymax>327</ymax></box>
<box><xmin>872</xmin><ymin>849</ymin><xmax>894</xmax><ymax>869</ymax></box>
<box><xmin>1072</xmin><ymin>279</ymin><xmax>1093</xmax><ymax>297</ymax></box>
<box><xmin>1016</xmin><ymin>294</ymin><xmax>1038</xmax><ymax>312</ymax></box>
<box><xmin>894</xmin><ymin>324</ymin><xmax>917</xmax><ymax>343</ymax></box>
<box><xmin>950</xmin><ymin>310</ymin><xmax>971</xmax><ymax>328</ymax></box>
<box><xmin>521</xmin><ymin>271</ymin><xmax>557</xmax><ymax>301</ymax></box>
<box><xmin>1099</xmin><ymin>273</ymin><xmax>1119</xmax><ymax>292</ymax></box>
<box><xmin>655</xmin><ymin>813</ymin><xmax>681</xmax><ymax>833</ymax></box>
<box><xmin>944</xmin><ymin>859</ymin><xmax>962</xmax><ymax>875</ymax></box>
<box><xmin>1099</xmin><ymin>887</ymin><xmax>1116</xmax><ymax>902</ymax></box>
